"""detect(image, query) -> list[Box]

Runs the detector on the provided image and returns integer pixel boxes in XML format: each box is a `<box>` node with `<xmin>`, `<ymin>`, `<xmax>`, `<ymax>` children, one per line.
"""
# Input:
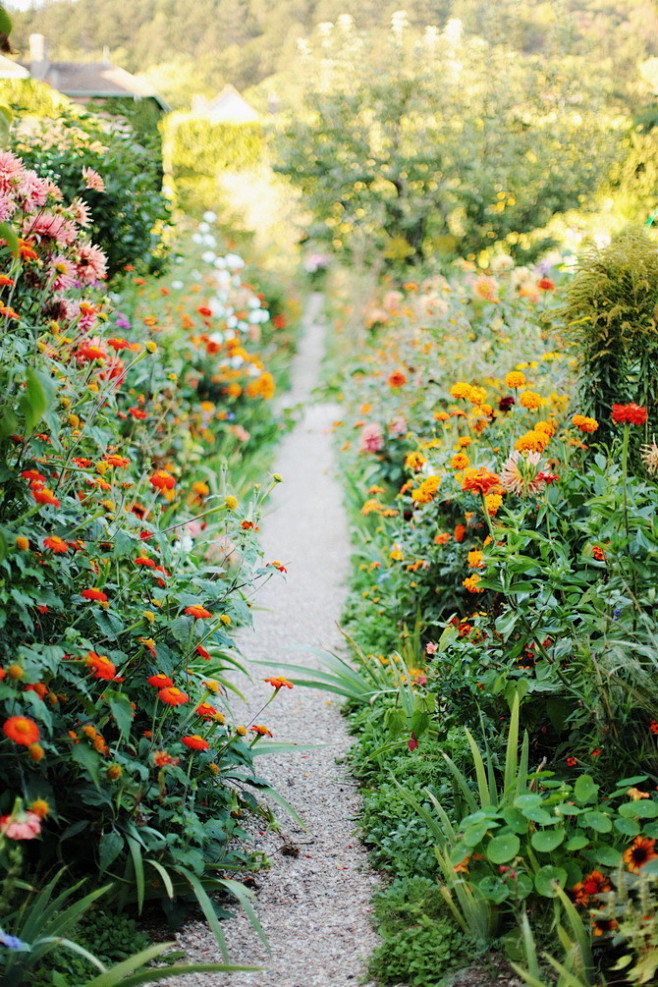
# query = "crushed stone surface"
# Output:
<box><xmin>167</xmin><ymin>294</ymin><xmax>383</xmax><ymax>987</ymax></box>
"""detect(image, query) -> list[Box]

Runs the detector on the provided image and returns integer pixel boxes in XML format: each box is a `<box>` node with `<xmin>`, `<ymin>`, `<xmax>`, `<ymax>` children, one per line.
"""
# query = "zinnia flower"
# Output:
<box><xmin>3</xmin><ymin>715</ymin><xmax>40</xmax><ymax>745</ymax></box>
<box><xmin>500</xmin><ymin>450</ymin><xmax>548</xmax><ymax>497</ymax></box>
<box><xmin>641</xmin><ymin>437</ymin><xmax>658</xmax><ymax>474</ymax></box>
<box><xmin>359</xmin><ymin>422</ymin><xmax>385</xmax><ymax>453</ymax></box>
<box><xmin>611</xmin><ymin>403</ymin><xmax>648</xmax><ymax>425</ymax></box>
<box><xmin>0</xmin><ymin>810</ymin><xmax>42</xmax><ymax>840</ymax></box>
<box><xmin>182</xmin><ymin>734</ymin><xmax>210</xmax><ymax>750</ymax></box>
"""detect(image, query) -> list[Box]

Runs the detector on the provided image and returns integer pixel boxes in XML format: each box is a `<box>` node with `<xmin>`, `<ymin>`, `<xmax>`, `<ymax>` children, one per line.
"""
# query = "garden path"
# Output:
<box><xmin>172</xmin><ymin>293</ymin><xmax>381</xmax><ymax>987</ymax></box>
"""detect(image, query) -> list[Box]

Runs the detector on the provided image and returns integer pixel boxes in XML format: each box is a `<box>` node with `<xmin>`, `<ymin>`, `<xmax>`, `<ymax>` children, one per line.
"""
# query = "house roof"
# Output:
<box><xmin>0</xmin><ymin>54</ymin><xmax>29</xmax><ymax>79</ymax></box>
<box><xmin>25</xmin><ymin>60</ymin><xmax>170</xmax><ymax>111</ymax></box>
<box><xmin>192</xmin><ymin>84</ymin><xmax>259</xmax><ymax>123</ymax></box>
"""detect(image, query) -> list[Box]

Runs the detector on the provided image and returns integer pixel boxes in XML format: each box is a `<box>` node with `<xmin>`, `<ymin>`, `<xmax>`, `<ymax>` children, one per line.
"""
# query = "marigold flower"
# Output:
<box><xmin>461</xmin><ymin>467</ymin><xmax>500</xmax><ymax>496</ymax></box>
<box><xmin>182</xmin><ymin>734</ymin><xmax>210</xmax><ymax>750</ymax></box>
<box><xmin>572</xmin><ymin>414</ymin><xmax>599</xmax><ymax>433</ymax></box>
<box><xmin>515</xmin><ymin>430</ymin><xmax>549</xmax><ymax>454</ymax></box>
<box><xmin>158</xmin><ymin>686</ymin><xmax>189</xmax><ymax>706</ymax></box>
<box><xmin>591</xmin><ymin>545</ymin><xmax>606</xmax><ymax>562</ymax></box>
<box><xmin>623</xmin><ymin>835</ymin><xmax>658</xmax><ymax>873</ymax></box>
<box><xmin>505</xmin><ymin>371</ymin><xmax>526</xmax><ymax>389</ymax></box>
<box><xmin>264</xmin><ymin>676</ymin><xmax>294</xmax><ymax>691</ymax></box>
<box><xmin>451</xmin><ymin>452</ymin><xmax>470</xmax><ymax>470</ymax></box>
<box><xmin>250</xmin><ymin>724</ymin><xmax>273</xmax><ymax>737</ymax></box>
<box><xmin>434</xmin><ymin>532</ymin><xmax>451</xmax><ymax>545</ymax></box>
<box><xmin>3</xmin><ymin>715</ymin><xmax>40</xmax><ymax>746</ymax></box>
<box><xmin>463</xmin><ymin>575</ymin><xmax>483</xmax><ymax>593</ymax></box>
<box><xmin>404</xmin><ymin>450</ymin><xmax>427</xmax><ymax>471</ymax></box>
<box><xmin>611</xmin><ymin>403</ymin><xmax>648</xmax><ymax>425</ymax></box>
<box><xmin>519</xmin><ymin>390</ymin><xmax>542</xmax><ymax>410</ymax></box>
<box><xmin>467</xmin><ymin>550</ymin><xmax>484</xmax><ymax>568</ymax></box>
<box><xmin>185</xmin><ymin>604</ymin><xmax>212</xmax><ymax>619</ymax></box>
<box><xmin>411</xmin><ymin>475</ymin><xmax>441</xmax><ymax>504</ymax></box>
<box><xmin>43</xmin><ymin>535</ymin><xmax>70</xmax><ymax>553</ymax></box>
<box><xmin>454</xmin><ymin>524</ymin><xmax>467</xmax><ymax>543</ymax></box>
<box><xmin>484</xmin><ymin>493</ymin><xmax>503</xmax><ymax>516</ymax></box>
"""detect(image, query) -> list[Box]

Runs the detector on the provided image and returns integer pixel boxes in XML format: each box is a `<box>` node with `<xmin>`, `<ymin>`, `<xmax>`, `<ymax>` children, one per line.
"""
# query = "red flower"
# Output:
<box><xmin>158</xmin><ymin>686</ymin><xmax>189</xmax><ymax>706</ymax></box>
<box><xmin>85</xmin><ymin>651</ymin><xmax>116</xmax><ymax>680</ymax></box>
<box><xmin>32</xmin><ymin>487</ymin><xmax>60</xmax><ymax>507</ymax></box>
<box><xmin>43</xmin><ymin>535</ymin><xmax>70</xmax><ymax>553</ymax></box>
<box><xmin>185</xmin><ymin>605</ymin><xmax>212</xmax><ymax>619</ymax></box>
<box><xmin>148</xmin><ymin>673</ymin><xmax>173</xmax><ymax>688</ymax></box>
<box><xmin>461</xmin><ymin>467</ymin><xmax>501</xmax><ymax>496</ymax></box>
<box><xmin>81</xmin><ymin>588</ymin><xmax>108</xmax><ymax>602</ymax></box>
<box><xmin>153</xmin><ymin>749</ymin><xmax>178</xmax><ymax>767</ymax></box>
<box><xmin>134</xmin><ymin>556</ymin><xmax>155</xmax><ymax>567</ymax></box>
<box><xmin>3</xmin><ymin>715</ymin><xmax>40</xmax><ymax>746</ymax></box>
<box><xmin>149</xmin><ymin>470</ymin><xmax>175</xmax><ymax>491</ymax></box>
<box><xmin>182</xmin><ymin>734</ymin><xmax>210</xmax><ymax>750</ymax></box>
<box><xmin>197</xmin><ymin>306</ymin><xmax>213</xmax><ymax>317</ymax></box>
<box><xmin>388</xmin><ymin>369</ymin><xmax>407</xmax><ymax>388</ymax></box>
<box><xmin>196</xmin><ymin>703</ymin><xmax>225</xmax><ymax>721</ymax></box>
<box><xmin>104</xmin><ymin>454</ymin><xmax>130</xmax><ymax>468</ymax></box>
<box><xmin>196</xmin><ymin>644</ymin><xmax>211</xmax><ymax>660</ymax></box>
<box><xmin>611</xmin><ymin>403</ymin><xmax>648</xmax><ymax>425</ymax></box>
<box><xmin>538</xmin><ymin>277</ymin><xmax>555</xmax><ymax>291</ymax></box>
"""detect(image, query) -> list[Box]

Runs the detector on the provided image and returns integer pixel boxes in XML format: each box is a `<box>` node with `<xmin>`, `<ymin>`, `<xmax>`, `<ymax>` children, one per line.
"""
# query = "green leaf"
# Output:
<box><xmin>99</xmin><ymin>831</ymin><xmax>124</xmax><ymax>874</ymax></box>
<box><xmin>478</xmin><ymin>876</ymin><xmax>509</xmax><ymax>903</ymax></box>
<box><xmin>463</xmin><ymin>820</ymin><xmax>495</xmax><ymax>847</ymax></box>
<box><xmin>71</xmin><ymin>743</ymin><xmax>102</xmax><ymax>788</ymax></box>
<box><xmin>126</xmin><ymin>836</ymin><xmax>145</xmax><ymax>914</ymax></box>
<box><xmin>618</xmin><ymin>800</ymin><xmax>658</xmax><ymax>819</ymax></box>
<box><xmin>486</xmin><ymin>833</ymin><xmax>520</xmax><ymax>864</ymax></box>
<box><xmin>565</xmin><ymin>832</ymin><xmax>589</xmax><ymax>851</ymax></box>
<box><xmin>0</xmin><ymin>220</ymin><xmax>18</xmax><ymax>257</ymax></box>
<box><xmin>592</xmin><ymin>845</ymin><xmax>622</xmax><ymax>867</ymax></box>
<box><xmin>106</xmin><ymin>690</ymin><xmax>134</xmax><ymax>737</ymax></box>
<box><xmin>574</xmin><ymin>774</ymin><xmax>598</xmax><ymax>804</ymax></box>
<box><xmin>534</xmin><ymin>865</ymin><xmax>567</xmax><ymax>897</ymax></box>
<box><xmin>513</xmin><ymin>794</ymin><xmax>542</xmax><ymax>811</ymax></box>
<box><xmin>530</xmin><ymin>828</ymin><xmax>565</xmax><ymax>853</ymax></box>
<box><xmin>581</xmin><ymin>810</ymin><xmax>612</xmax><ymax>833</ymax></box>
<box><xmin>0</xmin><ymin>9</ymin><xmax>12</xmax><ymax>35</ymax></box>
<box><xmin>614</xmin><ymin>816</ymin><xmax>641</xmax><ymax>837</ymax></box>
<box><xmin>20</xmin><ymin>368</ymin><xmax>56</xmax><ymax>434</ymax></box>
<box><xmin>501</xmin><ymin>807</ymin><xmax>529</xmax><ymax>835</ymax></box>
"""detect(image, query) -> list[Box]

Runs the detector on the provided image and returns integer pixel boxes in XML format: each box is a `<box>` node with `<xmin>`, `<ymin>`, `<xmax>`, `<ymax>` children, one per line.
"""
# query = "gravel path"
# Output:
<box><xmin>171</xmin><ymin>293</ymin><xmax>381</xmax><ymax>986</ymax></box>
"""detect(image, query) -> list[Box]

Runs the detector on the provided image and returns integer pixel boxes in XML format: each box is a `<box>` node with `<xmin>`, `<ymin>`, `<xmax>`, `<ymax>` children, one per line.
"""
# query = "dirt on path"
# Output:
<box><xmin>171</xmin><ymin>294</ymin><xmax>382</xmax><ymax>986</ymax></box>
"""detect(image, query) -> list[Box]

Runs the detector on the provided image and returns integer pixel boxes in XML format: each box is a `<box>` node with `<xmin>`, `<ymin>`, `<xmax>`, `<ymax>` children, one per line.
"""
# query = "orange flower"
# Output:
<box><xmin>158</xmin><ymin>686</ymin><xmax>189</xmax><ymax>706</ymax></box>
<box><xmin>611</xmin><ymin>403</ymin><xmax>648</xmax><ymax>425</ymax></box>
<box><xmin>196</xmin><ymin>703</ymin><xmax>225</xmax><ymax>722</ymax></box>
<box><xmin>467</xmin><ymin>550</ymin><xmax>484</xmax><ymax>568</ymax></box>
<box><xmin>591</xmin><ymin>545</ymin><xmax>606</xmax><ymax>562</ymax></box>
<box><xmin>3</xmin><ymin>715</ymin><xmax>40</xmax><ymax>746</ymax></box>
<box><xmin>388</xmin><ymin>369</ymin><xmax>407</xmax><ymax>387</ymax></box>
<box><xmin>572</xmin><ymin>414</ymin><xmax>599</xmax><ymax>433</ymax></box>
<box><xmin>149</xmin><ymin>470</ymin><xmax>176</xmax><ymax>491</ymax></box>
<box><xmin>462</xmin><ymin>575</ymin><xmax>483</xmax><ymax>593</ymax></box>
<box><xmin>32</xmin><ymin>487</ymin><xmax>60</xmax><ymax>507</ymax></box>
<box><xmin>107</xmin><ymin>764</ymin><xmax>123</xmax><ymax>780</ymax></box>
<box><xmin>538</xmin><ymin>277</ymin><xmax>555</xmax><ymax>291</ymax></box>
<box><xmin>264</xmin><ymin>676</ymin><xmax>294</xmax><ymax>691</ymax></box>
<box><xmin>454</xmin><ymin>524</ymin><xmax>467</xmax><ymax>543</ymax></box>
<box><xmin>434</xmin><ymin>532</ymin><xmax>451</xmax><ymax>545</ymax></box>
<box><xmin>571</xmin><ymin>869</ymin><xmax>611</xmax><ymax>906</ymax></box>
<box><xmin>505</xmin><ymin>371</ymin><xmax>526</xmax><ymax>389</ymax></box>
<box><xmin>461</xmin><ymin>467</ymin><xmax>500</xmax><ymax>496</ymax></box>
<box><xmin>43</xmin><ymin>535</ymin><xmax>70</xmax><ymax>553</ymax></box>
<box><xmin>185</xmin><ymin>605</ymin><xmax>212</xmax><ymax>619</ymax></box>
<box><xmin>81</xmin><ymin>588</ymin><xmax>108</xmax><ymax>603</ymax></box>
<box><xmin>148</xmin><ymin>673</ymin><xmax>173</xmax><ymax>688</ymax></box>
<box><xmin>451</xmin><ymin>452</ymin><xmax>470</xmax><ymax>470</ymax></box>
<box><xmin>623</xmin><ymin>835</ymin><xmax>658</xmax><ymax>873</ymax></box>
<box><xmin>85</xmin><ymin>652</ymin><xmax>116</xmax><ymax>680</ymax></box>
<box><xmin>182</xmin><ymin>734</ymin><xmax>210</xmax><ymax>750</ymax></box>
<box><xmin>250</xmin><ymin>724</ymin><xmax>273</xmax><ymax>737</ymax></box>
<box><xmin>153</xmin><ymin>749</ymin><xmax>178</xmax><ymax>767</ymax></box>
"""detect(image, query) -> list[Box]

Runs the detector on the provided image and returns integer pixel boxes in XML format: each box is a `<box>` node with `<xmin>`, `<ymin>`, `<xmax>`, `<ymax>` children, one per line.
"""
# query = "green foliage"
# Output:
<box><xmin>368</xmin><ymin>876</ymin><xmax>467</xmax><ymax>986</ymax></box>
<box><xmin>559</xmin><ymin>226</ymin><xmax>658</xmax><ymax>446</ymax></box>
<box><xmin>2</xmin><ymin>79</ymin><xmax>170</xmax><ymax>278</ymax></box>
<box><xmin>164</xmin><ymin>115</ymin><xmax>264</xmax><ymax>215</ymax></box>
<box><xmin>274</xmin><ymin>16</ymin><xmax>619</xmax><ymax>268</ymax></box>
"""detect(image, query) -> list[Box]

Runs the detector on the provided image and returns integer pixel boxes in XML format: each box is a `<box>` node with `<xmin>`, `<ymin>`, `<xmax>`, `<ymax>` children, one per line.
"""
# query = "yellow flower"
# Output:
<box><xmin>462</xmin><ymin>575</ymin><xmax>483</xmax><ymax>593</ymax></box>
<box><xmin>145</xmin><ymin>340</ymin><xmax>158</xmax><ymax>353</ymax></box>
<box><xmin>143</xmin><ymin>610</ymin><xmax>156</xmax><ymax>623</ymax></box>
<box><xmin>519</xmin><ymin>390</ymin><xmax>542</xmax><ymax>410</ymax></box>
<box><xmin>224</xmin><ymin>495</ymin><xmax>238</xmax><ymax>510</ymax></box>
<box><xmin>451</xmin><ymin>453</ymin><xmax>470</xmax><ymax>470</ymax></box>
<box><xmin>220</xmin><ymin>614</ymin><xmax>231</xmax><ymax>626</ymax></box>
<box><xmin>505</xmin><ymin>371</ymin><xmax>526</xmax><ymax>389</ymax></box>
<box><xmin>484</xmin><ymin>493</ymin><xmax>503</xmax><ymax>516</ymax></box>
<box><xmin>467</xmin><ymin>550</ymin><xmax>484</xmax><ymax>568</ymax></box>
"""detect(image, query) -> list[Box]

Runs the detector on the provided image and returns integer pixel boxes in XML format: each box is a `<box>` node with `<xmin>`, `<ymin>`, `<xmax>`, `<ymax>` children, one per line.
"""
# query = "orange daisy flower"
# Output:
<box><xmin>3</xmin><ymin>715</ymin><xmax>40</xmax><ymax>746</ymax></box>
<box><xmin>158</xmin><ymin>686</ymin><xmax>189</xmax><ymax>706</ymax></box>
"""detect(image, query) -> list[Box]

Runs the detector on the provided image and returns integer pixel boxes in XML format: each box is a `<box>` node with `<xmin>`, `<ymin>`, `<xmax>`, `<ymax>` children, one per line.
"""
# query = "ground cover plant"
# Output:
<box><xmin>328</xmin><ymin>240</ymin><xmax>658</xmax><ymax>985</ymax></box>
<box><xmin>0</xmin><ymin>132</ymin><xmax>299</xmax><ymax>981</ymax></box>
